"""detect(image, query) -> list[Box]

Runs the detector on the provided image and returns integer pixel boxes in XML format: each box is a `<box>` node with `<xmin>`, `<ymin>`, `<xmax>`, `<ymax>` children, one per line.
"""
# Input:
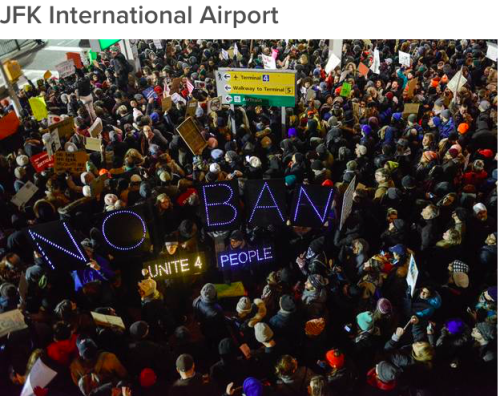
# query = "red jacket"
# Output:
<box><xmin>47</xmin><ymin>333</ymin><xmax>78</xmax><ymax>366</ymax></box>
<box><xmin>366</xmin><ymin>368</ymin><xmax>396</xmax><ymax>391</ymax></box>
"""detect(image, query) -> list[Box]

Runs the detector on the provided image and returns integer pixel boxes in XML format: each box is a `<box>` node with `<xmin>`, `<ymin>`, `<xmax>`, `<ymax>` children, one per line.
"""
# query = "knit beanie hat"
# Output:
<box><xmin>377</xmin><ymin>361</ymin><xmax>399</xmax><ymax>383</ymax></box>
<box><xmin>138</xmin><ymin>278</ymin><xmax>157</xmax><ymax>298</ymax></box>
<box><xmin>218</xmin><ymin>337</ymin><xmax>236</xmax><ymax>356</ymax></box>
<box><xmin>77</xmin><ymin>338</ymin><xmax>98</xmax><ymax>361</ymax></box>
<box><xmin>140</xmin><ymin>368</ymin><xmax>157</xmax><ymax>388</ymax></box>
<box><xmin>201</xmin><ymin>283</ymin><xmax>217</xmax><ymax>303</ymax></box>
<box><xmin>130</xmin><ymin>321</ymin><xmax>149</xmax><ymax>339</ymax></box>
<box><xmin>254</xmin><ymin>322</ymin><xmax>273</xmax><ymax>343</ymax></box>
<box><xmin>376</xmin><ymin>298</ymin><xmax>392</xmax><ymax>315</ymax></box>
<box><xmin>326</xmin><ymin>349</ymin><xmax>345</xmax><ymax>369</ymax></box>
<box><xmin>16</xmin><ymin>155</ymin><xmax>29</xmax><ymax>167</ymax></box>
<box><xmin>243</xmin><ymin>377</ymin><xmax>264</xmax><ymax>396</ymax></box>
<box><xmin>305</xmin><ymin>318</ymin><xmax>326</xmax><ymax>336</ymax></box>
<box><xmin>477</xmin><ymin>322</ymin><xmax>496</xmax><ymax>342</ymax></box>
<box><xmin>104</xmin><ymin>194</ymin><xmax>118</xmax><ymax>206</ymax></box>
<box><xmin>357</xmin><ymin>311</ymin><xmax>374</xmax><ymax>331</ymax></box>
<box><xmin>237</xmin><ymin>297</ymin><xmax>253</xmax><ymax>315</ymax></box>
<box><xmin>279</xmin><ymin>295</ymin><xmax>296</xmax><ymax>313</ymax></box>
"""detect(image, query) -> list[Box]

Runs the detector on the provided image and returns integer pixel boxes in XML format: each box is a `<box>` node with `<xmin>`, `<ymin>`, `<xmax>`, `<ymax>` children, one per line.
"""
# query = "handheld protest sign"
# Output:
<box><xmin>162</xmin><ymin>96</ymin><xmax>172</xmax><ymax>112</ymax></box>
<box><xmin>244</xmin><ymin>179</ymin><xmax>287</xmax><ymax>227</ymax></box>
<box><xmin>176</xmin><ymin>117</ymin><xmax>207</xmax><ymax>155</ymax></box>
<box><xmin>403</xmin><ymin>103</ymin><xmax>420</xmax><ymax>119</ymax></box>
<box><xmin>199</xmin><ymin>179</ymin><xmax>241</xmax><ymax>231</ymax></box>
<box><xmin>48</xmin><ymin>116</ymin><xmax>74</xmax><ymax>139</ymax></box>
<box><xmin>217</xmin><ymin>245</ymin><xmax>275</xmax><ymax>269</ymax></box>
<box><xmin>290</xmin><ymin>185</ymin><xmax>335</xmax><ymax>228</ymax></box>
<box><xmin>185</xmin><ymin>99</ymin><xmax>199</xmax><ymax>118</ymax></box>
<box><xmin>339</xmin><ymin>176</ymin><xmax>356</xmax><ymax>229</ymax></box>
<box><xmin>143</xmin><ymin>252</ymin><xmax>206</xmax><ymax>280</ymax></box>
<box><xmin>0</xmin><ymin>111</ymin><xmax>20</xmax><ymax>140</ymax></box>
<box><xmin>30</xmin><ymin>152</ymin><xmax>55</xmax><ymax>173</ymax></box>
<box><xmin>25</xmin><ymin>221</ymin><xmax>89</xmax><ymax>270</ymax></box>
<box><xmin>53</xmin><ymin>151</ymin><xmax>88</xmax><ymax>174</ymax></box>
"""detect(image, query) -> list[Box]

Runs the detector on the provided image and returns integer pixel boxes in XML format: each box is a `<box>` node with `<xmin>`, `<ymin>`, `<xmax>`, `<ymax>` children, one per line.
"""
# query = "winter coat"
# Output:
<box><xmin>275</xmin><ymin>366</ymin><xmax>315</xmax><ymax>396</ymax></box>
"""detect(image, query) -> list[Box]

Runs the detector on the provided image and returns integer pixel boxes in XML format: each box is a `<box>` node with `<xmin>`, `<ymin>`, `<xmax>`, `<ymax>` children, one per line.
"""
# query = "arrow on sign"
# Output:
<box><xmin>224</xmin><ymin>73</ymin><xmax>231</xmax><ymax>80</ymax></box>
<box><xmin>224</xmin><ymin>85</ymin><xmax>232</xmax><ymax>92</ymax></box>
<box><xmin>225</xmin><ymin>95</ymin><xmax>232</xmax><ymax>103</ymax></box>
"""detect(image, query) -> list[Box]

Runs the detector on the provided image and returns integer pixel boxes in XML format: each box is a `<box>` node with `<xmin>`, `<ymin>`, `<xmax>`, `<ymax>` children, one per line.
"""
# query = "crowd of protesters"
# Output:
<box><xmin>0</xmin><ymin>39</ymin><xmax>497</xmax><ymax>396</ymax></box>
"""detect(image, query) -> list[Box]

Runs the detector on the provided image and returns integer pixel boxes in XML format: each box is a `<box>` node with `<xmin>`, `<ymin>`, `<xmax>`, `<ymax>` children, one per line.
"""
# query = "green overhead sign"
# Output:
<box><xmin>99</xmin><ymin>40</ymin><xmax>120</xmax><ymax>50</ymax></box>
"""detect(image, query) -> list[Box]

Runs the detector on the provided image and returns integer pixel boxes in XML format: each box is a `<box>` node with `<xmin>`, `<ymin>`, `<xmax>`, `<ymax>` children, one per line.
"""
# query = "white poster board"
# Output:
<box><xmin>262</xmin><ymin>54</ymin><xmax>277</xmax><ymax>70</ymax></box>
<box><xmin>325</xmin><ymin>52</ymin><xmax>341</xmax><ymax>74</ymax></box>
<box><xmin>153</xmin><ymin>39</ymin><xmax>163</xmax><ymax>49</ymax></box>
<box><xmin>91</xmin><ymin>311</ymin><xmax>126</xmax><ymax>330</ymax></box>
<box><xmin>55</xmin><ymin>59</ymin><xmax>75</xmax><ymax>79</ymax></box>
<box><xmin>20</xmin><ymin>358</ymin><xmax>57</xmax><ymax>396</ymax></box>
<box><xmin>11</xmin><ymin>181</ymin><xmax>38</xmax><ymax>208</ymax></box>
<box><xmin>399</xmin><ymin>51</ymin><xmax>411</xmax><ymax>67</ymax></box>
<box><xmin>370</xmin><ymin>49</ymin><xmax>381</xmax><ymax>74</ymax></box>
<box><xmin>447</xmin><ymin>68</ymin><xmax>466</xmax><ymax>96</ymax></box>
<box><xmin>339</xmin><ymin>176</ymin><xmax>356</xmax><ymax>229</ymax></box>
<box><xmin>88</xmin><ymin>117</ymin><xmax>103</xmax><ymax>138</ymax></box>
<box><xmin>406</xmin><ymin>254</ymin><xmax>419</xmax><ymax>297</ymax></box>
<box><xmin>0</xmin><ymin>309</ymin><xmax>28</xmax><ymax>338</ymax></box>
<box><xmin>486</xmin><ymin>42</ymin><xmax>498</xmax><ymax>62</ymax></box>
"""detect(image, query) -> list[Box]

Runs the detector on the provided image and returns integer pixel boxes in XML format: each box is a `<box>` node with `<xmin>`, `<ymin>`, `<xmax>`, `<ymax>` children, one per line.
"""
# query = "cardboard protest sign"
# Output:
<box><xmin>358</xmin><ymin>62</ymin><xmax>369</xmax><ymax>77</ymax></box>
<box><xmin>143</xmin><ymin>252</ymin><xmax>207</xmax><ymax>280</ymax></box>
<box><xmin>185</xmin><ymin>100</ymin><xmax>199</xmax><ymax>118</ymax></box>
<box><xmin>171</xmin><ymin>93</ymin><xmax>187</xmax><ymax>105</ymax></box>
<box><xmin>214</xmin><ymin>281</ymin><xmax>246</xmax><ymax>298</ymax></box>
<box><xmin>176</xmin><ymin>117</ymin><xmax>207</xmax><ymax>155</ymax></box>
<box><xmin>88</xmin><ymin>117</ymin><xmax>103</xmax><ymax>138</ymax></box>
<box><xmin>0</xmin><ymin>309</ymin><xmax>28</xmax><ymax>338</ymax></box>
<box><xmin>55</xmin><ymin>59</ymin><xmax>75</xmax><ymax>79</ymax></box>
<box><xmin>162</xmin><ymin>96</ymin><xmax>173</xmax><ymax>112</ymax></box>
<box><xmin>340</xmin><ymin>82</ymin><xmax>352</xmax><ymax>97</ymax></box>
<box><xmin>48</xmin><ymin>116</ymin><xmax>74</xmax><ymax>139</ymax></box>
<box><xmin>48</xmin><ymin>114</ymin><xmax>62</xmax><ymax>126</ymax></box>
<box><xmin>20</xmin><ymin>358</ymin><xmax>57</xmax><ymax>396</ymax></box>
<box><xmin>30</xmin><ymin>152</ymin><xmax>55</xmax><ymax>173</ymax></box>
<box><xmin>43</xmin><ymin>70</ymin><xmax>52</xmax><ymax>80</ymax></box>
<box><xmin>447</xmin><ymin>68</ymin><xmax>466</xmax><ymax>96</ymax></box>
<box><xmin>399</xmin><ymin>51</ymin><xmax>411</xmax><ymax>67</ymax></box>
<box><xmin>11</xmin><ymin>181</ymin><xmax>38</xmax><ymax>208</ymax></box>
<box><xmin>325</xmin><ymin>52</ymin><xmax>341</xmax><ymax>74</ymax></box>
<box><xmin>208</xmin><ymin>96</ymin><xmax>222</xmax><ymax>113</ymax></box>
<box><xmin>42</xmin><ymin>130</ymin><xmax>61</xmax><ymax>157</ymax></box>
<box><xmin>407</xmin><ymin>78</ymin><xmax>418</xmax><ymax>99</ymax></box>
<box><xmin>245</xmin><ymin>179</ymin><xmax>287</xmax><ymax>227</ymax></box>
<box><xmin>66</xmin><ymin>52</ymin><xmax>83</xmax><ymax>69</ymax></box>
<box><xmin>407</xmin><ymin>254</ymin><xmax>419</xmax><ymax>297</ymax></box>
<box><xmin>0</xmin><ymin>111</ymin><xmax>20</xmax><ymax>140</ymax></box>
<box><xmin>262</xmin><ymin>54</ymin><xmax>277</xmax><ymax>69</ymax></box>
<box><xmin>403</xmin><ymin>103</ymin><xmax>420</xmax><ymax>118</ymax></box>
<box><xmin>370</xmin><ymin>49</ymin><xmax>381</xmax><ymax>74</ymax></box>
<box><xmin>89</xmin><ymin>174</ymin><xmax>106</xmax><ymax>197</ymax></box>
<box><xmin>339</xmin><ymin>176</ymin><xmax>356</xmax><ymax>229</ymax></box>
<box><xmin>91</xmin><ymin>312</ymin><xmax>126</xmax><ymax>330</ymax></box>
<box><xmin>29</xmin><ymin>97</ymin><xmax>48</xmax><ymax>121</ymax></box>
<box><xmin>53</xmin><ymin>151</ymin><xmax>88</xmax><ymax>174</ymax></box>
<box><xmin>486</xmin><ymin>42</ymin><xmax>498</xmax><ymax>62</ymax></box>
<box><xmin>170</xmin><ymin>77</ymin><xmax>182</xmax><ymax>94</ymax></box>
<box><xmin>85</xmin><ymin>137</ymin><xmax>102</xmax><ymax>152</ymax></box>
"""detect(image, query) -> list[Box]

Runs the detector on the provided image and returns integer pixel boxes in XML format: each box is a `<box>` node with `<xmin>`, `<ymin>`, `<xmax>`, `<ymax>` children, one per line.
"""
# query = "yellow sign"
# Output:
<box><xmin>216</xmin><ymin>68</ymin><xmax>296</xmax><ymax>107</ymax></box>
<box><xmin>53</xmin><ymin>151</ymin><xmax>88</xmax><ymax>174</ymax></box>
<box><xmin>221</xmin><ymin>71</ymin><xmax>295</xmax><ymax>96</ymax></box>
<box><xmin>28</xmin><ymin>97</ymin><xmax>48</xmax><ymax>121</ymax></box>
